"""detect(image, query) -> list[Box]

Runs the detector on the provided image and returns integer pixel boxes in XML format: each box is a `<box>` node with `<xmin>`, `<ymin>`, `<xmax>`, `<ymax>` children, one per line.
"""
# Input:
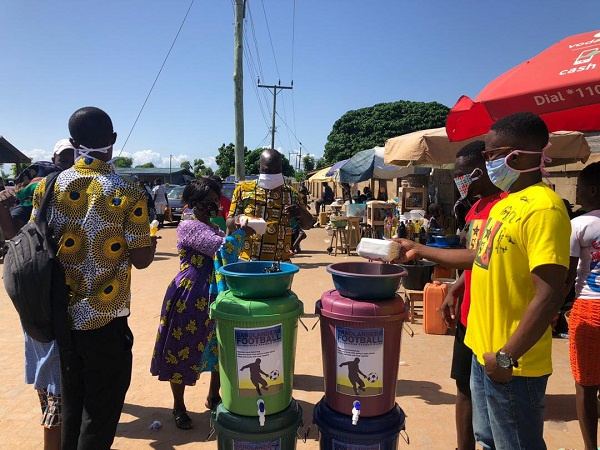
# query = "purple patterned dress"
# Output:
<box><xmin>150</xmin><ymin>220</ymin><xmax>224</xmax><ymax>386</ymax></box>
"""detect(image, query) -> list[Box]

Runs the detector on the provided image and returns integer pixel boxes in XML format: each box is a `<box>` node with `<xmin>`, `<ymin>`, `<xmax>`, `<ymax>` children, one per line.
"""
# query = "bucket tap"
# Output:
<box><xmin>351</xmin><ymin>400</ymin><xmax>361</xmax><ymax>425</ymax></box>
<box><xmin>257</xmin><ymin>399</ymin><xmax>266</xmax><ymax>426</ymax></box>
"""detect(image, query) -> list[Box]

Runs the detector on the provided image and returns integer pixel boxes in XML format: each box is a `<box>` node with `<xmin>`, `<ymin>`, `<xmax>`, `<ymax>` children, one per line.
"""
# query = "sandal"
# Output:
<box><xmin>172</xmin><ymin>408</ymin><xmax>193</xmax><ymax>430</ymax></box>
<box><xmin>205</xmin><ymin>396</ymin><xmax>221</xmax><ymax>410</ymax></box>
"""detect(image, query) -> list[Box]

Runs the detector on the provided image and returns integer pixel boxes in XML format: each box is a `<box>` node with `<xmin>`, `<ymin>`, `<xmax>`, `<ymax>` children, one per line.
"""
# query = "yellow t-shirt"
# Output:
<box><xmin>465</xmin><ymin>183</ymin><xmax>570</xmax><ymax>377</ymax></box>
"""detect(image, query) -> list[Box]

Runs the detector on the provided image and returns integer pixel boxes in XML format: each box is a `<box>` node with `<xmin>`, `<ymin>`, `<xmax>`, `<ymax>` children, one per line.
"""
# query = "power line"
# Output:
<box><xmin>120</xmin><ymin>0</ymin><xmax>195</xmax><ymax>154</ymax></box>
<box><xmin>259</xmin><ymin>0</ymin><xmax>281</xmax><ymax>80</ymax></box>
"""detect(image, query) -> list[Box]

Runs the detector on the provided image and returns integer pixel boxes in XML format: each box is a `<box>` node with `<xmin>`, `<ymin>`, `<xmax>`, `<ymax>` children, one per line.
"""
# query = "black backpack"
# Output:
<box><xmin>3</xmin><ymin>172</ymin><xmax>69</xmax><ymax>344</ymax></box>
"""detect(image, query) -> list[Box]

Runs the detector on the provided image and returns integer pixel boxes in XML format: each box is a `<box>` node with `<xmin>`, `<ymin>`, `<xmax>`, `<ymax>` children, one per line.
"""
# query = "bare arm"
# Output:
<box><xmin>0</xmin><ymin>207</ymin><xmax>24</xmax><ymax>240</ymax></box>
<box><xmin>564</xmin><ymin>256</ymin><xmax>578</xmax><ymax>297</ymax></box>
<box><xmin>390</xmin><ymin>238</ymin><xmax>476</xmax><ymax>270</ymax></box>
<box><xmin>501</xmin><ymin>264</ymin><xmax>567</xmax><ymax>361</ymax></box>
<box><xmin>441</xmin><ymin>272</ymin><xmax>465</xmax><ymax>326</ymax></box>
<box><xmin>130</xmin><ymin>237</ymin><xmax>157</xmax><ymax>269</ymax></box>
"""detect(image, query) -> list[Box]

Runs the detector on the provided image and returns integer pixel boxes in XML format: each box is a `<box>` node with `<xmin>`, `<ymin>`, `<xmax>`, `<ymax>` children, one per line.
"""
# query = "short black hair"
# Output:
<box><xmin>155</xmin><ymin>178</ymin><xmax>162</xmax><ymax>185</ymax></box>
<box><xmin>579</xmin><ymin>161</ymin><xmax>600</xmax><ymax>189</ymax></box>
<box><xmin>490</xmin><ymin>112</ymin><xmax>549</xmax><ymax>150</ymax></box>
<box><xmin>456</xmin><ymin>140</ymin><xmax>485</xmax><ymax>163</ymax></box>
<box><xmin>68</xmin><ymin>107</ymin><xmax>114</xmax><ymax>148</ymax></box>
<box><xmin>182</xmin><ymin>177</ymin><xmax>221</xmax><ymax>205</ymax></box>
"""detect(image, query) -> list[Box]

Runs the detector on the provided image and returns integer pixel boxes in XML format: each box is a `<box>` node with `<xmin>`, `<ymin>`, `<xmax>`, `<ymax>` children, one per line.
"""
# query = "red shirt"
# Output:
<box><xmin>460</xmin><ymin>191</ymin><xmax>506</xmax><ymax>326</ymax></box>
<box><xmin>218</xmin><ymin>194</ymin><xmax>231</xmax><ymax>219</ymax></box>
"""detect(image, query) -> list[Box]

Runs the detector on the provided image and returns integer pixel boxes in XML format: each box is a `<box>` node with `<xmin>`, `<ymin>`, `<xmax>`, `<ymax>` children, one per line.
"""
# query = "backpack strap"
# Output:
<box><xmin>33</xmin><ymin>171</ymin><xmax>61</xmax><ymax>226</ymax></box>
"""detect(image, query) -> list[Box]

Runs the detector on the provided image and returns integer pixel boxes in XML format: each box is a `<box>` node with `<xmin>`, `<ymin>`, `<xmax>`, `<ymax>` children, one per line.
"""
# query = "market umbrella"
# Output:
<box><xmin>446</xmin><ymin>30</ymin><xmax>600</xmax><ymax>141</ymax></box>
<box><xmin>335</xmin><ymin>147</ymin><xmax>412</xmax><ymax>183</ymax></box>
<box><xmin>325</xmin><ymin>159</ymin><xmax>348</xmax><ymax>177</ymax></box>
<box><xmin>385</xmin><ymin>127</ymin><xmax>591</xmax><ymax>167</ymax></box>
<box><xmin>308</xmin><ymin>165</ymin><xmax>334</xmax><ymax>183</ymax></box>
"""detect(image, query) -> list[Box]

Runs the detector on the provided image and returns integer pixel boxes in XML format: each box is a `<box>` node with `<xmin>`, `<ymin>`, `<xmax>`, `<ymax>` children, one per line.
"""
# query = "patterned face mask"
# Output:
<box><xmin>454</xmin><ymin>168</ymin><xmax>482</xmax><ymax>199</ymax></box>
<box><xmin>195</xmin><ymin>201</ymin><xmax>219</xmax><ymax>218</ymax></box>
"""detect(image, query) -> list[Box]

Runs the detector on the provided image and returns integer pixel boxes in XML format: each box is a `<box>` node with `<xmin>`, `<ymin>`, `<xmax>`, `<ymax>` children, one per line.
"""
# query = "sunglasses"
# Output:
<box><xmin>481</xmin><ymin>146</ymin><xmax>517</xmax><ymax>162</ymax></box>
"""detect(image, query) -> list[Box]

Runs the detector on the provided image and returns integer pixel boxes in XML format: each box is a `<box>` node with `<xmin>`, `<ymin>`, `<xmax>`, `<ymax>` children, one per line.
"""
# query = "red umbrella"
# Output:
<box><xmin>446</xmin><ymin>30</ymin><xmax>600</xmax><ymax>141</ymax></box>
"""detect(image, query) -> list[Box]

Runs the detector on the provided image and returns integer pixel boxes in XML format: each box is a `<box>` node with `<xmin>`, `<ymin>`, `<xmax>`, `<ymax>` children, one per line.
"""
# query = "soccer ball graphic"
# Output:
<box><xmin>366</xmin><ymin>372</ymin><xmax>378</xmax><ymax>383</ymax></box>
<box><xmin>269</xmin><ymin>370</ymin><xmax>280</xmax><ymax>381</ymax></box>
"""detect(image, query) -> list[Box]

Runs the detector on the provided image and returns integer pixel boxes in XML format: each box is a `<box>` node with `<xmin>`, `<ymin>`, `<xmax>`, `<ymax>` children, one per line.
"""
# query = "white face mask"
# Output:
<box><xmin>258</xmin><ymin>173</ymin><xmax>284</xmax><ymax>190</ymax></box>
<box><xmin>76</xmin><ymin>145</ymin><xmax>113</xmax><ymax>163</ymax></box>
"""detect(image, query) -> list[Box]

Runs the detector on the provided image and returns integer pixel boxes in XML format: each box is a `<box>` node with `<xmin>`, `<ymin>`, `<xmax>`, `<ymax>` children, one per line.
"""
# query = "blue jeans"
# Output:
<box><xmin>470</xmin><ymin>355</ymin><xmax>548</xmax><ymax>449</ymax></box>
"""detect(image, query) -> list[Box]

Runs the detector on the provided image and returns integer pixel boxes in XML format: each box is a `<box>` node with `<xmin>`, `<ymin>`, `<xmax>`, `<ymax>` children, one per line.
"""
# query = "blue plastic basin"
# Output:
<box><xmin>433</xmin><ymin>235</ymin><xmax>461</xmax><ymax>246</ymax></box>
<box><xmin>219</xmin><ymin>261</ymin><xmax>299</xmax><ymax>299</ymax></box>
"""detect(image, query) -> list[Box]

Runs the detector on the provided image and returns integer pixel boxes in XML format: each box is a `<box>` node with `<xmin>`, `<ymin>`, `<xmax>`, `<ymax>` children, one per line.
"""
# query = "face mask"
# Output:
<box><xmin>196</xmin><ymin>201</ymin><xmax>219</xmax><ymax>218</ymax></box>
<box><xmin>454</xmin><ymin>168</ymin><xmax>482</xmax><ymax>199</ymax></box>
<box><xmin>485</xmin><ymin>143</ymin><xmax>552</xmax><ymax>191</ymax></box>
<box><xmin>75</xmin><ymin>144</ymin><xmax>113</xmax><ymax>164</ymax></box>
<box><xmin>258</xmin><ymin>173</ymin><xmax>284</xmax><ymax>190</ymax></box>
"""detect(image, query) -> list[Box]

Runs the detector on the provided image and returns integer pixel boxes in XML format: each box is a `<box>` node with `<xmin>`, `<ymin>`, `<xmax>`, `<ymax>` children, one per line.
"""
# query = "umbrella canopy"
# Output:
<box><xmin>325</xmin><ymin>159</ymin><xmax>348</xmax><ymax>177</ymax></box>
<box><xmin>385</xmin><ymin>128</ymin><xmax>591</xmax><ymax>167</ymax></box>
<box><xmin>336</xmin><ymin>147</ymin><xmax>412</xmax><ymax>183</ymax></box>
<box><xmin>446</xmin><ymin>30</ymin><xmax>600</xmax><ymax>141</ymax></box>
<box><xmin>308</xmin><ymin>166</ymin><xmax>334</xmax><ymax>183</ymax></box>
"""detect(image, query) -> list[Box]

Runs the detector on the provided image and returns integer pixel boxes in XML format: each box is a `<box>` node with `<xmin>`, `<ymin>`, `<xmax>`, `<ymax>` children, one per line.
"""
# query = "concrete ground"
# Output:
<box><xmin>0</xmin><ymin>225</ymin><xmax>587</xmax><ymax>449</ymax></box>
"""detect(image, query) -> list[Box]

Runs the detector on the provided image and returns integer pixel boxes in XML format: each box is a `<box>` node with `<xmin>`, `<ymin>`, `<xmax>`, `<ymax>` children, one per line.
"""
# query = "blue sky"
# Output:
<box><xmin>1</xmin><ymin>1</ymin><xmax>598</xmax><ymax>172</ymax></box>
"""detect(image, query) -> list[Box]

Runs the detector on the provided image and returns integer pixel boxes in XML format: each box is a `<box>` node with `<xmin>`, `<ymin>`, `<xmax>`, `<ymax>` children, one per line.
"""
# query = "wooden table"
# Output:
<box><xmin>403</xmin><ymin>288</ymin><xmax>424</xmax><ymax>324</ymax></box>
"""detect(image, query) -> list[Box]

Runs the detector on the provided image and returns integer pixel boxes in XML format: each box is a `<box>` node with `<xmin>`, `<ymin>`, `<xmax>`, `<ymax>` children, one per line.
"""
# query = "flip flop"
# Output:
<box><xmin>172</xmin><ymin>408</ymin><xmax>193</xmax><ymax>430</ymax></box>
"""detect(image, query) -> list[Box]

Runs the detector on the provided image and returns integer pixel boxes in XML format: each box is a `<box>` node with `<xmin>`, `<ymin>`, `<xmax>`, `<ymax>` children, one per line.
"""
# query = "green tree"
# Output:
<box><xmin>193</xmin><ymin>158</ymin><xmax>206</xmax><ymax>178</ymax></box>
<box><xmin>215</xmin><ymin>143</ymin><xmax>249</xmax><ymax>178</ymax></box>
<box><xmin>294</xmin><ymin>170</ymin><xmax>307</xmax><ymax>182</ymax></box>
<box><xmin>12</xmin><ymin>162</ymin><xmax>31</xmax><ymax>178</ymax></box>
<box><xmin>114</xmin><ymin>156</ymin><xmax>133</xmax><ymax>168</ymax></box>
<box><xmin>136</xmin><ymin>162</ymin><xmax>155</xmax><ymax>168</ymax></box>
<box><xmin>204</xmin><ymin>167</ymin><xmax>214</xmax><ymax>176</ymax></box>
<box><xmin>323</xmin><ymin>100</ymin><xmax>449</xmax><ymax>164</ymax></box>
<box><xmin>315</xmin><ymin>158</ymin><xmax>328</xmax><ymax>169</ymax></box>
<box><xmin>180</xmin><ymin>160</ymin><xmax>192</xmax><ymax>171</ymax></box>
<box><xmin>302</xmin><ymin>155</ymin><xmax>315</xmax><ymax>172</ymax></box>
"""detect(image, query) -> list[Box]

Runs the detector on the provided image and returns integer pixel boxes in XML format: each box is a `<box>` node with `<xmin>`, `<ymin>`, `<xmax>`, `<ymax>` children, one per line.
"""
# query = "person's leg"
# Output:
<box><xmin>205</xmin><ymin>372</ymin><xmax>221</xmax><ymax>410</ymax></box>
<box><xmin>450</xmin><ymin>323</ymin><xmax>475</xmax><ymax>450</ymax></box>
<box><xmin>77</xmin><ymin>318</ymin><xmax>134</xmax><ymax>449</ymax></box>
<box><xmin>170</xmin><ymin>382</ymin><xmax>187</xmax><ymax>411</ymax></box>
<box><xmin>38</xmin><ymin>389</ymin><xmax>61</xmax><ymax>450</ymax></box>
<box><xmin>485</xmin><ymin>374</ymin><xmax>548</xmax><ymax>450</ymax></box>
<box><xmin>59</xmin><ymin>340</ymin><xmax>84</xmax><ymax>450</ymax></box>
<box><xmin>469</xmin><ymin>356</ymin><xmax>494</xmax><ymax>449</ymax></box>
<box><xmin>575</xmin><ymin>382</ymin><xmax>599</xmax><ymax>449</ymax></box>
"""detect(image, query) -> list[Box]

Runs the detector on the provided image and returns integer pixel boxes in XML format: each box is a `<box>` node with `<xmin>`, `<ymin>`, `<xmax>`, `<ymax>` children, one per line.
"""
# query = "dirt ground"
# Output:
<box><xmin>0</xmin><ymin>225</ymin><xmax>587</xmax><ymax>449</ymax></box>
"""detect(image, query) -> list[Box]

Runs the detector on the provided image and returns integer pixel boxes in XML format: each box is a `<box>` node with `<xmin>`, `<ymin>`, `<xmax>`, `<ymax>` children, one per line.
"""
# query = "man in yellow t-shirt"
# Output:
<box><xmin>392</xmin><ymin>112</ymin><xmax>570</xmax><ymax>449</ymax></box>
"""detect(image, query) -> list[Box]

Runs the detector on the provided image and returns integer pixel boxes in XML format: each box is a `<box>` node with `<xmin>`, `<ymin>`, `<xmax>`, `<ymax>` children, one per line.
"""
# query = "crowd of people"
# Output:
<box><xmin>1</xmin><ymin>109</ymin><xmax>598</xmax><ymax>449</ymax></box>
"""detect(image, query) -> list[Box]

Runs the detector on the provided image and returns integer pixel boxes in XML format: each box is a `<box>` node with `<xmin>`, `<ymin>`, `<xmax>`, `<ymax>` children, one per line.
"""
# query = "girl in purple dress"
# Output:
<box><xmin>150</xmin><ymin>178</ymin><xmax>249</xmax><ymax>430</ymax></box>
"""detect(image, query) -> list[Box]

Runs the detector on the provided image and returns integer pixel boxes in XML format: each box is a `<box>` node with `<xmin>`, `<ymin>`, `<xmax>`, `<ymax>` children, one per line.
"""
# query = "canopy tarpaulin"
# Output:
<box><xmin>325</xmin><ymin>159</ymin><xmax>348</xmax><ymax>177</ymax></box>
<box><xmin>308</xmin><ymin>166</ymin><xmax>334</xmax><ymax>183</ymax></box>
<box><xmin>335</xmin><ymin>147</ymin><xmax>412</xmax><ymax>183</ymax></box>
<box><xmin>384</xmin><ymin>127</ymin><xmax>591</xmax><ymax>167</ymax></box>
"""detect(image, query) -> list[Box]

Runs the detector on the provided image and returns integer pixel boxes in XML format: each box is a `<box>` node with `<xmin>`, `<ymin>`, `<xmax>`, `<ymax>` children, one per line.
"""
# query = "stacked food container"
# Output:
<box><xmin>210</xmin><ymin>261</ymin><xmax>304</xmax><ymax>449</ymax></box>
<box><xmin>313</xmin><ymin>262</ymin><xmax>408</xmax><ymax>449</ymax></box>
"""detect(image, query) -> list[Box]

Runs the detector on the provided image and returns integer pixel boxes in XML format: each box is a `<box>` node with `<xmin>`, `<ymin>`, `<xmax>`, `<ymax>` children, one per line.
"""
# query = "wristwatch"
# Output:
<box><xmin>496</xmin><ymin>350</ymin><xmax>518</xmax><ymax>369</ymax></box>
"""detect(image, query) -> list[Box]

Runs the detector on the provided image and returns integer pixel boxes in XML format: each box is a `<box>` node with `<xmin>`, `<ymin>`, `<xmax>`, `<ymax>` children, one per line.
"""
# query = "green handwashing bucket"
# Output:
<box><xmin>211</xmin><ymin>399</ymin><xmax>303</xmax><ymax>449</ymax></box>
<box><xmin>209</xmin><ymin>289</ymin><xmax>303</xmax><ymax>416</ymax></box>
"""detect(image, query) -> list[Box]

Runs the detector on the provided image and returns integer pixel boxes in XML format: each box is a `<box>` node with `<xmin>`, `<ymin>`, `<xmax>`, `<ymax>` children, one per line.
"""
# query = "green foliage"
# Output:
<box><xmin>323</xmin><ymin>100</ymin><xmax>449</xmax><ymax>164</ymax></box>
<box><xmin>180</xmin><ymin>160</ymin><xmax>192</xmax><ymax>171</ymax></box>
<box><xmin>136</xmin><ymin>162</ymin><xmax>155</xmax><ymax>168</ymax></box>
<box><xmin>114</xmin><ymin>156</ymin><xmax>133</xmax><ymax>168</ymax></box>
<box><xmin>215</xmin><ymin>143</ymin><xmax>249</xmax><ymax>179</ymax></box>
<box><xmin>315</xmin><ymin>158</ymin><xmax>328</xmax><ymax>169</ymax></box>
<box><xmin>302</xmin><ymin>155</ymin><xmax>315</xmax><ymax>172</ymax></box>
<box><xmin>203</xmin><ymin>167</ymin><xmax>214</xmax><ymax>176</ymax></box>
<box><xmin>12</xmin><ymin>162</ymin><xmax>31</xmax><ymax>178</ymax></box>
<box><xmin>294</xmin><ymin>170</ymin><xmax>307</xmax><ymax>182</ymax></box>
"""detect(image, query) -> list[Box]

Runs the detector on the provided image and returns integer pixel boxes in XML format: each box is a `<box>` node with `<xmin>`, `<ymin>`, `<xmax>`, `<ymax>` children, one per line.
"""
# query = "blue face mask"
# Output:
<box><xmin>485</xmin><ymin>157</ymin><xmax>520</xmax><ymax>192</ymax></box>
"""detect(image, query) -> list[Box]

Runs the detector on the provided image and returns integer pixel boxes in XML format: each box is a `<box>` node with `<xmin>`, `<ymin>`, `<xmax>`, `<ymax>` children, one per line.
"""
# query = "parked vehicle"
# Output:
<box><xmin>167</xmin><ymin>185</ymin><xmax>185</xmax><ymax>222</ymax></box>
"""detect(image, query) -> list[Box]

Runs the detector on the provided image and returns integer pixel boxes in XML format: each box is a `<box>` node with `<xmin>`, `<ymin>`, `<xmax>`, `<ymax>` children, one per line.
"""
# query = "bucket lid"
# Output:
<box><xmin>212</xmin><ymin>398</ymin><xmax>303</xmax><ymax>437</ymax></box>
<box><xmin>313</xmin><ymin>397</ymin><xmax>405</xmax><ymax>436</ymax></box>
<box><xmin>210</xmin><ymin>289</ymin><xmax>303</xmax><ymax>321</ymax></box>
<box><xmin>318</xmin><ymin>290</ymin><xmax>406</xmax><ymax>321</ymax></box>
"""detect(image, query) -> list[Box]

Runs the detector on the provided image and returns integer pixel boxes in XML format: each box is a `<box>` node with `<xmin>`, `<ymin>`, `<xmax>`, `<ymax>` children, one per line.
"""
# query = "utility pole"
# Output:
<box><xmin>258</xmin><ymin>83</ymin><xmax>292</xmax><ymax>150</ymax></box>
<box><xmin>233</xmin><ymin>0</ymin><xmax>245</xmax><ymax>180</ymax></box>
<box><xmin>169</xmin><ymin>154</ymin><xmax>172</xmax><ymax>184</ymax></box>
